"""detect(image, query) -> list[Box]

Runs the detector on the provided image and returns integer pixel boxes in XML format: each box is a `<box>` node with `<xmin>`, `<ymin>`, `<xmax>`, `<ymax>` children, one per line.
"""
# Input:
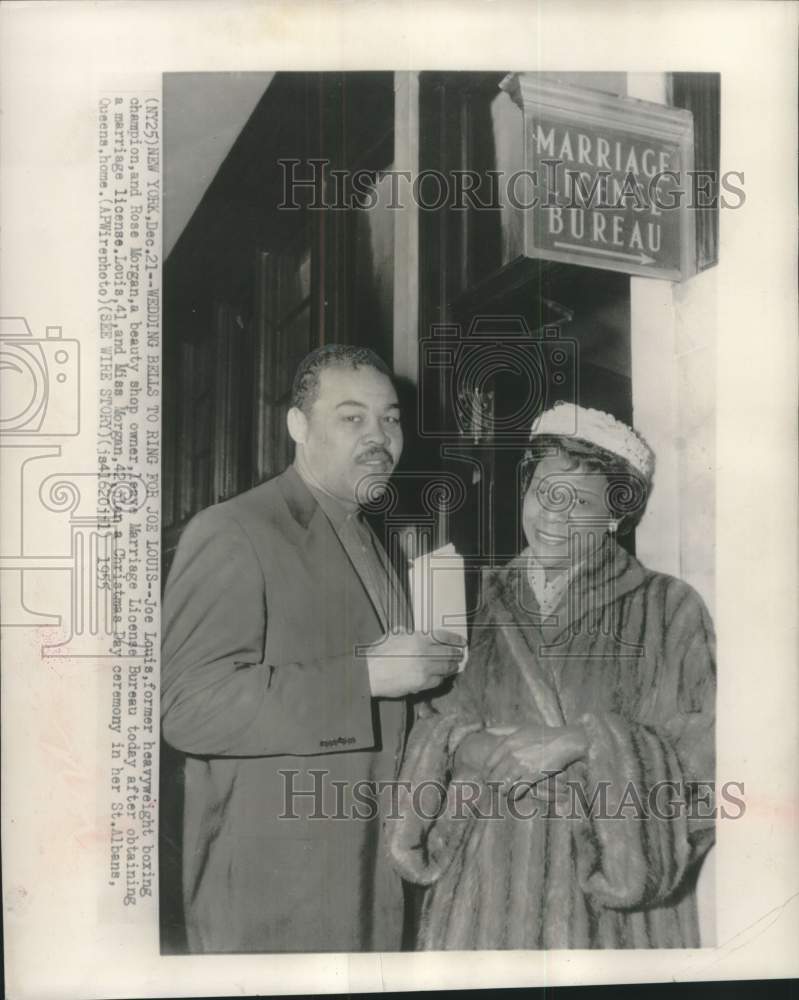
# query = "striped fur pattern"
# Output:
<box><xmin>387</xmin><ymin>541</ymin><xmax>716</xmax><ymax>949</ymax></box>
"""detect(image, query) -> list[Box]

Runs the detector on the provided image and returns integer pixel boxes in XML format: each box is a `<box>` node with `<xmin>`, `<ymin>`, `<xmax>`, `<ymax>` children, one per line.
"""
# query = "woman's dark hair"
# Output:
<box><xmin>520</xmin><ymin>435</ymin><xmax>651</xmax><ymax>534</ymax></box>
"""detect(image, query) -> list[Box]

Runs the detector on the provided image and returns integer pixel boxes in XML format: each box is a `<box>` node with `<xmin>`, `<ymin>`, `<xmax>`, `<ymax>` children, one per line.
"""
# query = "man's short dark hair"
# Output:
<box><xmin>290</xmin><ymin>344</ymin><xmax>392</xmax><ymax>413</ymax></box>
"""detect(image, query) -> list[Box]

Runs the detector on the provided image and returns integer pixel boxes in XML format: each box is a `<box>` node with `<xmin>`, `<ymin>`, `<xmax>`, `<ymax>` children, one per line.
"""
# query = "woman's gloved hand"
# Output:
<box><xmin>483</xmin><ymin>723</ymin><xmax>588</xmax><ymax>798</ymax></box>
<box><xmin>452</xmin><ymin>728</ymin><xmax>507</xmax><ymax>775</ymax></box>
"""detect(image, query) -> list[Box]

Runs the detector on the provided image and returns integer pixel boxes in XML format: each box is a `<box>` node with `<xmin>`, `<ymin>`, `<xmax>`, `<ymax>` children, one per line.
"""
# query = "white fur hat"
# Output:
<box><xmin>529</xmin><ymin>402</ymin><xmax>655</xmax><ymax>481</ymax></box>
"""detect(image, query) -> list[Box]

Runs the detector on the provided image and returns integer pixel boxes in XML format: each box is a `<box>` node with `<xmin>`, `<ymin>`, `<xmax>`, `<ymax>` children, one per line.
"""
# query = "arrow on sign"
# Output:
<box><xmin>552</xmin><ymin>242</ymin><xmax>656</xmax><ymax>266</ymax></box>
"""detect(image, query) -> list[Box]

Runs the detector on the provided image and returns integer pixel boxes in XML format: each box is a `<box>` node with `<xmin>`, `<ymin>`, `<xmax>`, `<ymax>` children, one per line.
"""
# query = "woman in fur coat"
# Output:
<box><xmin>386</xmin><ymin>403</ymin><xmax>716</xmax><ymax>950</ymax></box>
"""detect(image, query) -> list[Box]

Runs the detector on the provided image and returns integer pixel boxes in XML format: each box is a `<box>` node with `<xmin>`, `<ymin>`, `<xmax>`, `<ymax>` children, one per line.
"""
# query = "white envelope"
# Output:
<box><xmin>408</xmin><ymin>541</ymin><xmax>469</xmax><ymax>671</ymax></box>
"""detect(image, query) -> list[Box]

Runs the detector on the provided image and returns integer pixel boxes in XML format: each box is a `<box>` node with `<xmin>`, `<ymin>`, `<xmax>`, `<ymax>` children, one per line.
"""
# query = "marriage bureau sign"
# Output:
<box><xmin>501</xmin><ymin>74</ymin><xmax>698</xmax><ymax>281</ymax></box>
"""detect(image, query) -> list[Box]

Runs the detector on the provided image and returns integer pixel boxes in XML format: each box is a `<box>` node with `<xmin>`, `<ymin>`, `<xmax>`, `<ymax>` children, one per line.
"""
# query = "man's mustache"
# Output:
<box><xmin>356</xmin><ymin>448</ymin><xmax>394</xmax><ymax>465</ymax></box>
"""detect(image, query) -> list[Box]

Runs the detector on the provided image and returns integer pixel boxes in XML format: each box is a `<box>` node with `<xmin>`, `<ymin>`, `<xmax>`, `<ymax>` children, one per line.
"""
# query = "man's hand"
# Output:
<box><xmin>366</xmin><ymin>629</ymin><xmax>466</xmax><ymax>698</ymax></box>
<box><xmin>484</xmin><ymin>723</ymin><xmax>587</xmax><ymax>793</ymax></box>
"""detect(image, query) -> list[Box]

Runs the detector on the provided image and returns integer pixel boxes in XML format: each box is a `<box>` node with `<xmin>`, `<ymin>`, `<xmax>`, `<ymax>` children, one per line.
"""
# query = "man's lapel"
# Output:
<box><xmin>275</xmin><ymin>465</ymin><xmax>319</xmax><ymax>534</ymax></box>
<box><xmin>277</xmin><ymin>465</ymin><xmax>388</xmax><ymax>635</ymax></box>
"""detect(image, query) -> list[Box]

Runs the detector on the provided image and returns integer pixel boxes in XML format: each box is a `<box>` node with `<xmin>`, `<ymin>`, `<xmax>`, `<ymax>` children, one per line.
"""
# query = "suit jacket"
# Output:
<box><xmin>161</xmin><ymin>467</ymin><xmax>407</xmax><ymax>952</ymax></box>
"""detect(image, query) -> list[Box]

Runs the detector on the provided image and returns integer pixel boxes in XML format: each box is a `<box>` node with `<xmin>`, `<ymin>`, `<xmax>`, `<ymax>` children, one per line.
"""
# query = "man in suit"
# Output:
<box><xmin>161</xmin><ymin>344</ymin><xmax>463</xmax><ymax>953</ymax></box>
